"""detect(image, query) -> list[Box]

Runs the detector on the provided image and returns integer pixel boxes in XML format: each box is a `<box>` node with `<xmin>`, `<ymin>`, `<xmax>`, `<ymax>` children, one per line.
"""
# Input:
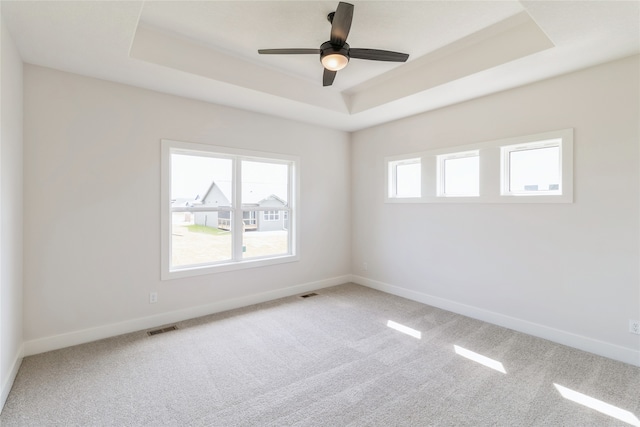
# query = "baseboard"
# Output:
<box><xmin>23</xmin><ymin>275</ymin><xmax>350</xmax><ymax>357</ymax></box>
<box><xmin>351</xmin><ymin>275</ymin><xmax>640</xmax><ymax>367</ymax></box>
<box><xmin>1</xmin><ymin>343</ymin><xmax>23</xmax><ymax>414</ymax></box>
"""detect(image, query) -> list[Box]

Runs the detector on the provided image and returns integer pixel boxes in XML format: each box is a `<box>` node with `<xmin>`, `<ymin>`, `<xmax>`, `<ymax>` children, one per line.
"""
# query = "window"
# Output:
<box><xmin>502</xmin><ymin>140</ymin><xmax>561</xmax><ymax>196</ymax></box>
<box><xmin>388</xmin><ymin>158</ymin><xmax>421</xmax><ymax>199</ymax></box>
<box><xmin>161</xmin><ymin>140</ymin><xmax>299</xmax><ymax>279</ymax></box>
<box><xmin>243</xmin><ymin>211</ymin><xmax>257</xmax><ymax>226</ymax></box>
<box><xmin>384</xmin><ymin>128</ymin><xmax>573</xmax><ymax>204</ymax></box>
<box><xmin>437</xmin><ymin>150</ymin><xmax>479</xmax><ymax>197</ymax></box>
<box><xmin>263</xmin><ymin>211</ymin><xmax>280</xmax><ymax>221</ymax></box>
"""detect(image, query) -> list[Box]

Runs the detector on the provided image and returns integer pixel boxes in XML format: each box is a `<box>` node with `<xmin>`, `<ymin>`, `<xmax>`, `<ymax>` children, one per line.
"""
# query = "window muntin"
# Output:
<box><xmin>388</xmin><ymin>158</ymin><xmax>421</xmax><ymax>198</ymax></box>
<box><xmin>162</xmin><ymin>140</ymin><xmax>298</xmax><ymax>279</ymax></box>
<box><xmin>437</xmin><ymin>150</ymin><xmax>479</xmax><ymax>197</ymax></box>
<box><xmin>503</xmin><ymin>141</ymin><xmax>561</xmax><ymax>195</ymax></box>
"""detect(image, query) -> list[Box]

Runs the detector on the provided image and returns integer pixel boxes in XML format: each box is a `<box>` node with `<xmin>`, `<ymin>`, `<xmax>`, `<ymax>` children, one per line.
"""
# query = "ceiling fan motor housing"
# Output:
<box><xmin>320</xmin><ymin>41</ymin><xmax>350</xmax><ymax>63</ymax></box>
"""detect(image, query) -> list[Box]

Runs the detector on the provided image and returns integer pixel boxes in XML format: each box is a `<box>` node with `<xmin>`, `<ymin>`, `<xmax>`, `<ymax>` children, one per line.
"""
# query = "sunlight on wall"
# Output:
<box><xmin>453</xmin><ymin>345</ymin><xmax>507</xmax><ymax>374</ymax></box>
<box><xmin>553</xmin><ymin>384</ymin><xmax>640</xmax><ymax>426</ymax></box>
<box><xmin>386</xmin><ymin>320</ymin><xmax>422</xmax><ymax>339</ymax></box>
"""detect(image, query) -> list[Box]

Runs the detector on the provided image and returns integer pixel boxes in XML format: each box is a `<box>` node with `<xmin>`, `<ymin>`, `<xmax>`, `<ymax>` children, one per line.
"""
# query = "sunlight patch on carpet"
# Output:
<box><xmin>386</xmin><ymin>320</ymin><xmax>421</xmax><ymax>339</ymax></box>
<box><xmin>453</xmin><ymin>345</ymin><xmax>507</xmax><ymax>374</ymax></box>
<box><xmin>553</xmin><ymin>383</ymin><xmax>640</xmax><ymax>426</ymax></box>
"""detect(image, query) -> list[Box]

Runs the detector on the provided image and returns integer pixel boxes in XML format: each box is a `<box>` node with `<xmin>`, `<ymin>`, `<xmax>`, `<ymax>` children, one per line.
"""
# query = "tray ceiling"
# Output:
<box><xmin>2</xmin><ymin>1</ymin><xmax>639</xmax><ymax>131</ymax></box>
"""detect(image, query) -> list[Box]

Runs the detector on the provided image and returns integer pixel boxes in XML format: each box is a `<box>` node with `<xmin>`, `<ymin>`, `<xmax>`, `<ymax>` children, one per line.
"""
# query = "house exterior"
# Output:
<box><xmin>253</xmin><ymin>195</ymin><xmax>288</xmax><ymax>232</ymax></box>
<box><xmin>194</xmin><ymin>181</ymin><xmax>287</xmax><ymax>232</ymax></box>
<box><xmin>193</xmin><ymin>181</ymin><xmax>230</xmax><ymax>229</ymax></box>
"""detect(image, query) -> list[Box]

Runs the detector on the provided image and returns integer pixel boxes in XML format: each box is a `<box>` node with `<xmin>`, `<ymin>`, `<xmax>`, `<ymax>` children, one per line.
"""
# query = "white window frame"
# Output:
<box><xmin>161</xmin><ymin>139</ymin><xmax>300</xmax><ymax>280</ymax></box>
<box><xmin>501</xmin><ymin>139</ymin><xmax>561</xmax><ymax>196</ymax></box>
<box><xmin>437</xmin><ymin>150</ymin><xmax>480</xmax><ymax>197</ymax></box>
<box><xmin>386</xmin><ymin>157</ymin><xmax>421</xmax><ymax>201</ymax></box>
<box><xmin>384</xmin><ymin>128</ymin><xmax>573</xmax><ymax>204</ymax></box>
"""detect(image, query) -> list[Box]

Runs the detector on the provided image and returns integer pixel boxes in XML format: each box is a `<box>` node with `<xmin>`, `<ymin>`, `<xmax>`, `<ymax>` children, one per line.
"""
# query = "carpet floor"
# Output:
<box><xmin>1</xmin><ymin>283</ymin><xmax>639</xmax><ymax>426</ymax></box>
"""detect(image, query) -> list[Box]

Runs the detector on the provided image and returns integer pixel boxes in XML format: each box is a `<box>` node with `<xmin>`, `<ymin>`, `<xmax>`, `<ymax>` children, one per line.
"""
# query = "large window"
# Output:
<box><xmin>161</xmin><ymin>140</ymin><xmax>298</xmax><ymax>279</ymax></box>
<box><xmin>385</xmin><ymin>128</ymin><xmax>573</xmax><ymax>204</ymax></box>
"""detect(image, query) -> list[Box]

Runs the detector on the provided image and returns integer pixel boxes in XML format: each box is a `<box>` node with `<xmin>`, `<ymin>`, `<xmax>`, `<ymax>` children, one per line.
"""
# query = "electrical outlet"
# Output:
<box><xmin>149</xmin><ymin>292</ymin><xmax>158</xmax><ymax>304</ymax></box>
<box><xmin>630</xmin><ymin>319</ymin><xmax>640</xmax><ymax>335</ymax></box>
<box><xmin>362</xmin><ymin>262</ymin><xmax>368</xmax><ymax>271</ymax></box>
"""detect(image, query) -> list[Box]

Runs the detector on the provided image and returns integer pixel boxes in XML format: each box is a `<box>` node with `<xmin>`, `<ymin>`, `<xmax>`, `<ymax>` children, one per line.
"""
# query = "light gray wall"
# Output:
<box><xmin>351</xmin><ymin>56</ymin><xmax>640</xmax><ymax>365</ymax></box>
<box><xmin>0</xmin><ymin>14</ymin><xmax>24</xmax><ymax>409</ymax></box>
<box><xmin>23</xmin><ymin>65</ymin><xmax>351</xmax><ymax>353</ymax></box>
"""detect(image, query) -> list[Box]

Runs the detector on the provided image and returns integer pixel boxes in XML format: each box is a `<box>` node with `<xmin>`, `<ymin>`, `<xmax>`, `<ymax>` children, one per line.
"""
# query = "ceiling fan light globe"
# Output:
<box><xmin>322</xmin><ymin>53</ymin><xmax>349</xmax><ymax>71</ymax></box>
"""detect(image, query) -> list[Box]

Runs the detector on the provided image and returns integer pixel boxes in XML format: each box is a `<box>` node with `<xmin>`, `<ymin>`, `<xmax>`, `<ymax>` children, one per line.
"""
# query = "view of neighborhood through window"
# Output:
<box><xmin>438</xmin><ymin>151</ymin><xmax>479</xmax><ymax>197</ymax></box>
<box><xmin>171</xmin><ymin>154</ymin><xmax>232</xmax><ymax>267</ymax></box>
<box><xmin>505</xmin><ymin>143</ymin><xmax>560</xmax><ymax>194</ymax></box>
<box><xmin>169</xmin><ymin>150</ymin><xmax>293</xmax><ymax>271</ymax></box>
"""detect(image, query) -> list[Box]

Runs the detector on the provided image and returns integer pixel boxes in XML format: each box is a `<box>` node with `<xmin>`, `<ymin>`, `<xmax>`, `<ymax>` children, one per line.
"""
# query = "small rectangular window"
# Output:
<box><xmin>502</xmin><ymin>139</ymin><xmax>561</xmax><ymax>196</ymax></box>
<box><xmin>263</xmin><ymin>211</ymin><xmax>280</xmax><ymax>221</ymax></box>
<box><xmin>384</xmin><ymin>128</ymin><xmax>572</xmax><ymax>204</ymax></box>
<box><xmin>388</xmin><ymin>158</ymin><xmax>421</xmax><ymax>198</ymax></box>
<box><xmin>437</xmin><ymin>150</ymin><xmax>479</xmax><ymax>197</ymax></box>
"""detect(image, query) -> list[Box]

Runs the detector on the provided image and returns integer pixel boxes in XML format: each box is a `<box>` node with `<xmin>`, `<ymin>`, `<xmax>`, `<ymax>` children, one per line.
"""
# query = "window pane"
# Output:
<box><xmin>171</xmin><ymin>211</ymin><xmax>232</xmax><ymax>267</ymax></box>
<box><xmin>243</xmin><ymin>210</ymin><xmax>288</xmax><ymax>259</ymax></box>
<box><xmin>242</xmin><ymin>161</ymin><xmax>288</xmax><ymax>205</ymax></box>
<box><xmin>171</xmin><ymin>154</ymin><xmax>232</xmax><ymax>207</ymax></box>
<box><xmin>395</xmin><ymin>162</ymin><xmax>421</xmax><ymax>197</ymax></box>
<box><xmin>509</xmin><ymin>146</ymin><xmax>560</xmax><ymax>193</ymax></box>
<box><xmin>444</xmin><ymin>155</ymin><xmax>479</xmax><ymax>196</ymax></box>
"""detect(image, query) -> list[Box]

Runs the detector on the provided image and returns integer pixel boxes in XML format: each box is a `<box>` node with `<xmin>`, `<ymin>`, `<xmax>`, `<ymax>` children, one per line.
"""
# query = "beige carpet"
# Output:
<box><xmin>2</xmin><ymin>283</ymin><xmax>639</xmax><ymax>426</ymax></box>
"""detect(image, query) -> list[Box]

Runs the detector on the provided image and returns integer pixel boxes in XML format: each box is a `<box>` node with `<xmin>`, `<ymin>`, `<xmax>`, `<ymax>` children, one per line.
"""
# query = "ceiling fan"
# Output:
<box><xmin>258</xmin><ymin>2</ymin><xmax>410</xmax><ymax>87</ymax></box>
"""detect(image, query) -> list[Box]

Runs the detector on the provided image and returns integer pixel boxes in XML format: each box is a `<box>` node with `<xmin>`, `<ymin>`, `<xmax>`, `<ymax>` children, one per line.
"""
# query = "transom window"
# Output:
<box><xmin>388</xmin><ymin>158</ymin><xmax>421</xmax><ymax>199</ymax></box>
<box><xmin>502</xmin><ymin>140</ymin><xmax>561</xmax><ymax>196</ymax></box>
<box><xmin>385</xmin><ymin>128</ymin><xmax>573</xmax><ymax>204</ymax></box>
<box><xmin>161</xmin><ymin>140</ymin><xmax>299</xmax><ymax>279</ymax></box>
<box><xmin>437</xmin><ymin>150</ymin><xmax>479</xmax><ymax>197</ymax></box>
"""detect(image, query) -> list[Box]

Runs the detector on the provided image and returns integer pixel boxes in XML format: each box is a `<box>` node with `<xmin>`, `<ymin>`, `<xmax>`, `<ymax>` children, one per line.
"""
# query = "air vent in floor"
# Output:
<box><xmin>300</xmin><ymin>293</ymin><xmax>318</xmax><ymax>298</ymax></box>
<box><xmin>147</xmin><ymin>325</ymin><xmax>178</xmax><ymax>336</ymax></box>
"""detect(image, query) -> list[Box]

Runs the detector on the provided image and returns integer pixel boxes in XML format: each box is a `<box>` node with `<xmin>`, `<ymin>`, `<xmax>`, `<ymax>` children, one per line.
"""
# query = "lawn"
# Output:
<box><xmin>187</xmin><ymin>224</ymin><xmax>230</xmax><ymax>235</ymax></box>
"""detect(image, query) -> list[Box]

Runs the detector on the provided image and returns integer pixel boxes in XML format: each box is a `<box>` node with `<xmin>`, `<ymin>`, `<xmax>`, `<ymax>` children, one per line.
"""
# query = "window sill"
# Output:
<box><xmin>162</xmin><ymin>254</ymin><xmax>300</xmax><ymax>280</ymax></box>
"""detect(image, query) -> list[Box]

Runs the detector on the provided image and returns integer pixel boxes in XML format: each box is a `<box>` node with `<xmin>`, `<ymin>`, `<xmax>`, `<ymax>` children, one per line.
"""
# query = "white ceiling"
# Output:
<box><xmin>2</xmin><ymin>1</ymin><xmax>639</xmax><ymax>131</ymax></box>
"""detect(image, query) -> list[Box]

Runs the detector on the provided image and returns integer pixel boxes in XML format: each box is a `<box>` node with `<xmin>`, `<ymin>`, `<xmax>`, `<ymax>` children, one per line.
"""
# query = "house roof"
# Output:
<box><xmin>258</xmin><ymin>194</ymin><xmax>288</xmax><ymax>207</ymax></box>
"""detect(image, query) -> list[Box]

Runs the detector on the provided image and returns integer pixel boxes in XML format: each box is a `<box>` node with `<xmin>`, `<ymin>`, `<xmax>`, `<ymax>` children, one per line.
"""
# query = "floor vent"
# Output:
<box><xmin>300</xmin><ymin>292</ymin><xmax>318</xmax><ymax>298</ymax></box>
<box><xmin>147</xmin><ymin>325</ymin><xmax>178</xmax><ymax>336</ymax></box>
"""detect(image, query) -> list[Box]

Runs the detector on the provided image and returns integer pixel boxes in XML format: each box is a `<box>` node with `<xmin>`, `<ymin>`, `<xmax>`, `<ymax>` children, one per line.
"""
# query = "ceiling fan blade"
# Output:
<box><xmin>258</xmin><ymin>48</ymin><xmax>320</xmax><ymax>55</ymax></box>
<box><xmin>349</xmin><ymin>48</ymin><xmax>409</xmax><ymax>62</ymax></box>
<box><xmin>330</xmin><ymin>2</ymin><xmax>354</xmax><ymax>46</ymax></box>
<box><xmin>323</xmin><ymin>69</ymin><xmax>337</xmax><ymax>87</ymax></box>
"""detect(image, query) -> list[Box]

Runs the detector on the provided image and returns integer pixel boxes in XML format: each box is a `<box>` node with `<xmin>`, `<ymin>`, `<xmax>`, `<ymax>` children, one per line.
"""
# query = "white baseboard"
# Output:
<box><xmin>1</xmin><ymin>343</ymin><xmax>23</xmax><ymax>414</ymax></box>
<box><xmin>23</xmin><ymin>275</ymin><xmax>350</xmax><ymax>357</ymax></box>
<box><xmin>351</xmin><ymin>275</ymin><xmax>640</xmax><ymax>367</ymax></box>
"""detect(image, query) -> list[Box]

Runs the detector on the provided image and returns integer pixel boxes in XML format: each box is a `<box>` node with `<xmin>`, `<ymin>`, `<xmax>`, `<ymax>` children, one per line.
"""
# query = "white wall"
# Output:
<box><xmin>23</xmin><ymin>66</ymin><xmax>351</xmax><ymax>354</ymax></box>
<box><xmin>0</xmin><ymin>14</ymin><xmax>24</xmax><ymax>409</ymax></box>
<box><xmin>351</xmin><ymin>55</ymin><xmax>640</xmax><ymax>366</ymax></box>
